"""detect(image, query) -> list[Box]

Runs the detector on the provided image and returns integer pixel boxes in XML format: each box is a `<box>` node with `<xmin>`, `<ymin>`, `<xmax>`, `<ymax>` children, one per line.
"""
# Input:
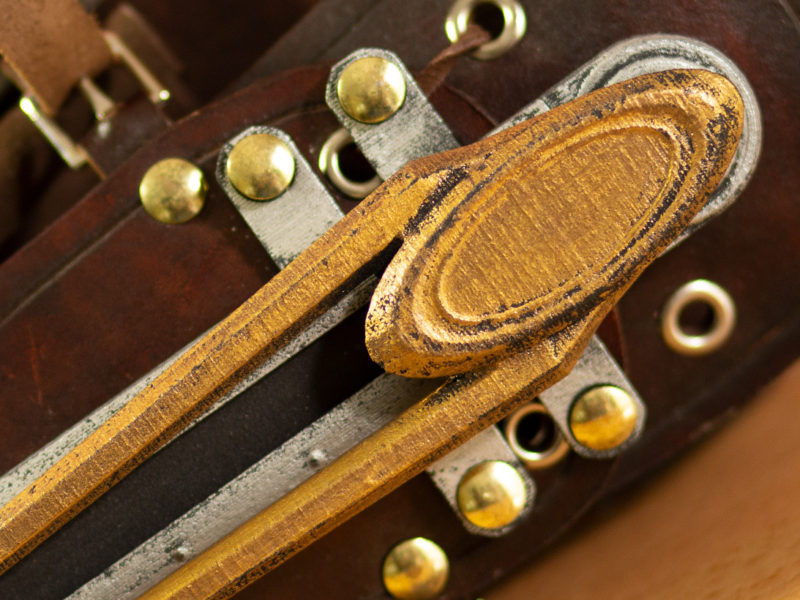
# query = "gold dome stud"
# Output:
<box><xmin>382</xmin><ymin>537</ymin><xmax>449</xmax><ymax>600</ymax></box>
<box><xmin>569</xmin><ymin>385</ymin><xmax>639</xmax><ymax>451</ymax></box>
<box><xmin>139</xmin><ymin>158</ymin><xmax>206</xmax><ymax>224</ymax></box>
<box><xmin>456</xmin><ymin>460</ymin><xmax>528</xmax><ymax>530</ymax></box>
<box><xmin>337</xmin><ymin>56</ymin><xmax>406</xmax><ymax>124</ymax></box>
<box><xmin>225</xmin><ymin>133</ymin><xmax>295</xmax><ymax>201</ymax></box>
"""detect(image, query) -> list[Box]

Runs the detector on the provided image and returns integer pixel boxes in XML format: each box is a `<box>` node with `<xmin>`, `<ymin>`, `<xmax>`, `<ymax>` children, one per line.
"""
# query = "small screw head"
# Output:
<box><xmin>569</xmin><ymin>385</ymin><xmax>638</xmax><ymax>451</ymax></box>
<box><xmin>382</xmin><ymin>537</ymin><xmax>449</xmax><ymax>600</ymax></box>
<box><xmin>170</xmin><ymin>545</ymin><xmax>190</xmax><ymax>563</ymax></box>
<box><xmin>337</xmin><ymin>56</ymin><xmax>406</xmax><ymax>123</ymax></box>
<box><xmin>226</xmin><ymin>133</ymin><xmax>295</xmax><ymax>201</ymax></box>
<box><xmin>139</xmin><ymin>158</ymin><xmax>206</xmax><ymax>224</ymax></box>
<box><xmin>456</xmin><ymin>460</ymin><xmax>527</xmax><ymax>530</ymax></box>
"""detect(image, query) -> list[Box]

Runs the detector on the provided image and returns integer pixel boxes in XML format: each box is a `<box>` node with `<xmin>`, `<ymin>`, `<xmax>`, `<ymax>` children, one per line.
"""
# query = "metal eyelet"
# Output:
<box><xmin>504</xmin><ymin>403</ymin><xmax>570</xmax><ymax>469</ymax></box>
<box><xmin>661</xmin><ymin>279</ymin><xmax>736</xmax><ymax>356</ymax></box>
<box><xmin>445</xmin><ymin>0</ymin><xmax>527</xmax><ymax>60</ymax></box>
<box><xmin>318</xmin><ymin>128</ymin><xmax>381</xmax><ymax>198</ymax></box>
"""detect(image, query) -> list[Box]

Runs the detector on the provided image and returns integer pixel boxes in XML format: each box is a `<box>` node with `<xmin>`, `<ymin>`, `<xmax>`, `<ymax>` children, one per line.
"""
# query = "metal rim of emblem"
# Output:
<box><xmin>336</xmin><ymin>56</ymin><xmax>407</xmax><ymax>124</ymax></box>
<box><xmin>319</xmin><ymin>128</ymin><xmax>381</xmax><ymax>198</ymax></box>
<box><xmin>382</xmin><ymin>537</ymin><xmax>450</xmax><ymax>600</ymax></box>
<box><xmin>139</xmin><ymin>157</ymin><xmax>206</xmax><ymax>224</ymax></box>
<box><xmin>455</xmin><ymin>460</ymin><xmax>529</xmax><ymax>530</ymax></box>
<box><xmin>661</xmin><ymin>279</ymin><xmax>737</xmax><ymax>356</ymax></box>
<box><xmin>504</xmin><ymin>403</ymin><xmax>570</xmax><ymax>469</ymax></box>
<box><xmin>225</xmin><ymin>132</ymin><xmax>295</xmax><ymax>201</ymax></box>
<box><xmin>445</xmin><ymin>0</ymin><xmax>527</xmax><ymax>60</ymax></box>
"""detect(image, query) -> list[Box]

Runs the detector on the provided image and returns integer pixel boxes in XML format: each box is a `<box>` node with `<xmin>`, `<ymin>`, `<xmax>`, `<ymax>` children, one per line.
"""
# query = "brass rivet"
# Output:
<box><xmin>139</xmin><ymin>158</ymin><xmax>206</xmax><ymax>224</ymax></box>
<box><xmin>456</xmin><ymin>460</ymin><xmax>527</xmax><ymax>530</ymax></box>
<box><xmin>226</xmin><ymin>133</ymin><xmax>295</xmax><ymax>201</ymax></box>
<box><xmin>569</xmin><ymin>385</ymin><xmax>638</xmax><ymax>451</ymax></box>
<box><xmin>382</xmin><ymin>537</ymin><xmax>449</xmax><ymax>600</ymax></box>
<box><xmin>337</xmin><ymin>57</ymin><xmax>406</xmax><ymax>124</ymax></box>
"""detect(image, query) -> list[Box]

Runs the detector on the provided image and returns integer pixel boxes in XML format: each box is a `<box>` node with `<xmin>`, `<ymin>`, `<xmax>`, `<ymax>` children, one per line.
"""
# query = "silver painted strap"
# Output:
<box><xmin>1</xmin><ymin>128</ymin><xmax>349</xmax><ymax>503</ymax></box>
<box><xmin>326</xmin><ymin>49</ymin><xmax>535</xmax><ymax>530</ymax></box>
<box><xmin>0</xmin><ymin>280</ymin><xmax>374</xmax><ymax>507</ymax></box>
<box><xmin>426</xmin><ymin>426</ymin><xmax>535</xmax><ymax>537</ymax></box>
<box><xmin>494</xmin><ymin>34</ymin><xmax>762</xmax><ymax>247</ymax></box>
<box><xmin>325</xmin><ymin>48</ymin><xmax>459</xmax><ymax>179</ymax></box>
<box><xmin>216</xmin><ymin>126</ymin><xmax>344</xmax><ymax>268</ymax></box>
<box><xmin>69</xmin><ymin>374</ymin><xmax>440</xmax><ymax>600</ymax></box>
<box><xmin>538</xmin><ymin>336</ymin><xmax>646</xmax><ymax>459</ymax></box>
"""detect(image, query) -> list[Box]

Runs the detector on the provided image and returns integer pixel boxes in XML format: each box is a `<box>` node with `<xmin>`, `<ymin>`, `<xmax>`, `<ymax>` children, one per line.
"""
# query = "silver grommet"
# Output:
<box><xmin>318</xmin><ymin>128</ymin><xmax>381</xmax><ymax>198</ymax></box>
<box><xmin>445</xmin><ymin>0</ymin><xmax>527</xmax><ymax>60</ymax></box>
<box><xmin>504</xmin><ymin>403</ymin><xmax>570</xmax><ymax>469</ymax></box>
<box><xmin>661</xmin><ymin>279</ymin><xmax>736</xmax><ymax>356</ymax></box>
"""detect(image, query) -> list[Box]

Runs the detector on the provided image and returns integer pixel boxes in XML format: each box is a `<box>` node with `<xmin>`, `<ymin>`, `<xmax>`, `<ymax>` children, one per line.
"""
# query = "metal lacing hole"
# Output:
<box><xmin>661</xmin><ymin>279</ymin><xmax>736</xmax><ymax>356</ymax></box>
<box><xmin>445</xmin><ymin>0</ymin><xmax>527</xmax><ymax>60</ymax></box>
<box><xmin>504</xmin><ymin>403</ymin><xmax>570</xmax><ymax>469</ymax></box>
<box><xmin>318</xmin><ymin>128</ymin><xmax>381</xmax><ymax>199</ymax></box>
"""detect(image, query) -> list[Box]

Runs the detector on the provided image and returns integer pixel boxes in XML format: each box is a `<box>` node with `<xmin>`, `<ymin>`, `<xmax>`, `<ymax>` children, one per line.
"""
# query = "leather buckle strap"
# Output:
<box><xmin>0</xmin><ymin>0</ymin><xmax>111</xmax><ymax>115</ymax></box>
<box><xmin>16</xmin><ymin>31</ymin><xmax>170</xmax><ymax>170</ymax></box>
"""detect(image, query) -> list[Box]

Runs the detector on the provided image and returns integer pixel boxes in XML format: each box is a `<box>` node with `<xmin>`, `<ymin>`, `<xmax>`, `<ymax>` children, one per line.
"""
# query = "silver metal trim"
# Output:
<box><xmin>326</xmin><ymin>48</ymin><xmax>459</xmax><ymax>179</ymax></box>
<box><xmin>328</xmin><ymin>50</ymin><xmax>535</xmax><ymax>533</ymax></box>
<box><xmin>538</xmin><ymin>336</ymin><xmax>646</xmax><ymax>459</ymax></box>
<box><xmin>68</xmin><ymin>373</ymin><xmax>439</xmax><ymax>600</ymax></box>
<box><xmin>494</xmin><ymin>34</ymin><xmax>762</xmax><ymax>248</ymax></box>
<box><xmin>426</xmin><ymin>426</ymin><xmax>535</xmax><ymax>537</ymax></box>
<box><xmin>0</xmin><ymin>279</ymin><xmax>375</xmax><ymax>507</ymax></box>
<box><xmin>216</xmin><ymin>126</ymin><xmax>344</xmax><ymax>268</ymax></box>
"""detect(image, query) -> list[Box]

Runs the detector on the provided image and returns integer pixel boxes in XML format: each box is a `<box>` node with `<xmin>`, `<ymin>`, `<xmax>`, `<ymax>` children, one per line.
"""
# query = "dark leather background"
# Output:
<box><xmin>0</xmin><ymin>1</ymin><xmax>798</xmax><ymax>598</ymax></box>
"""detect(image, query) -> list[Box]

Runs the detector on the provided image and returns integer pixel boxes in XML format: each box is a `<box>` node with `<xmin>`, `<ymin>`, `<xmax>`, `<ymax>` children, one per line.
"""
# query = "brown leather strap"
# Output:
<box><xmin>0</xmin><ymin>0</ymin><xmax>112</xmax><ymax>115</ymax></box>
<box><xmin>415</xmin><ymin>23</ymin><xmax>491</xmax><ymax>97</ymax></box>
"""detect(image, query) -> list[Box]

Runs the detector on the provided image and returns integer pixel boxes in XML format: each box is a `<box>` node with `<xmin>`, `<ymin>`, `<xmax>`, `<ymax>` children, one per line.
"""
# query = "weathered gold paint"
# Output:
<box><xmin>0</xmin><ymin>71</ymin><xmax>743</xmax><ymax>594</ymax></box>
<box><xmin>366</xmin><ymin>70</ymin><xmax>744</xmax><ymax>378</ymax></box>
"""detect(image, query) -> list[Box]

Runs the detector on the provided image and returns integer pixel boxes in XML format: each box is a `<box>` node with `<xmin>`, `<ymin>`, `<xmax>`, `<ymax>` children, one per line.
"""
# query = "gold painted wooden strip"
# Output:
<box><xmin>139</xmin><ymin>312</ymin><xmax>603</xmax><ymax>599</ymax></box>
<box><xmin>0</xmin><ymin>70</ymin><xmax>742</xmax><ymax>581</ymax></box>
<box><xmin>0</xmin><ymin>151</ymin><xmax>414</xmax><ymax>575</ymax></box>
<box><xmin>140</xmin><ymin>71</ymin><xmax>742</xmax><ymax>599</ymax></box>
<box><xmin>366</xmin><ymin>69</ymin><xmax>744</xmax><ymax>377</ymax></box>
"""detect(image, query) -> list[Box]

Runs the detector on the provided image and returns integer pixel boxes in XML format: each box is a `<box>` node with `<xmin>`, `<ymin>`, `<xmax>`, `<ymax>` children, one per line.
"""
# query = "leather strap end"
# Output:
<box><xmin>0</xmin><ymin>0</ymin><xmax>113</xmax><ymax>115</ymax></box>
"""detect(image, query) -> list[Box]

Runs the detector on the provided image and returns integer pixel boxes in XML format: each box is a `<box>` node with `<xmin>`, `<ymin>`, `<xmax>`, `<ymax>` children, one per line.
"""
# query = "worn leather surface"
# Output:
<box><xmin>0</xmin><ymin>1</ymin><xmax>797</xmax><ymax>599</ymax></box>
<box><xmin>0</xmin><ymin>0</ymin><xmax>111</xmax><ymax>114</ymax></box>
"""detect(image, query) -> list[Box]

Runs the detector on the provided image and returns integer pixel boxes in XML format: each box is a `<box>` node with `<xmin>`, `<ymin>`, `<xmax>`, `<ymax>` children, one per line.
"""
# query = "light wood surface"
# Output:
<box><xmin>490</xmin><ymin>358</ymin><xmax>800</xmax><ymax>600</ymax></box>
